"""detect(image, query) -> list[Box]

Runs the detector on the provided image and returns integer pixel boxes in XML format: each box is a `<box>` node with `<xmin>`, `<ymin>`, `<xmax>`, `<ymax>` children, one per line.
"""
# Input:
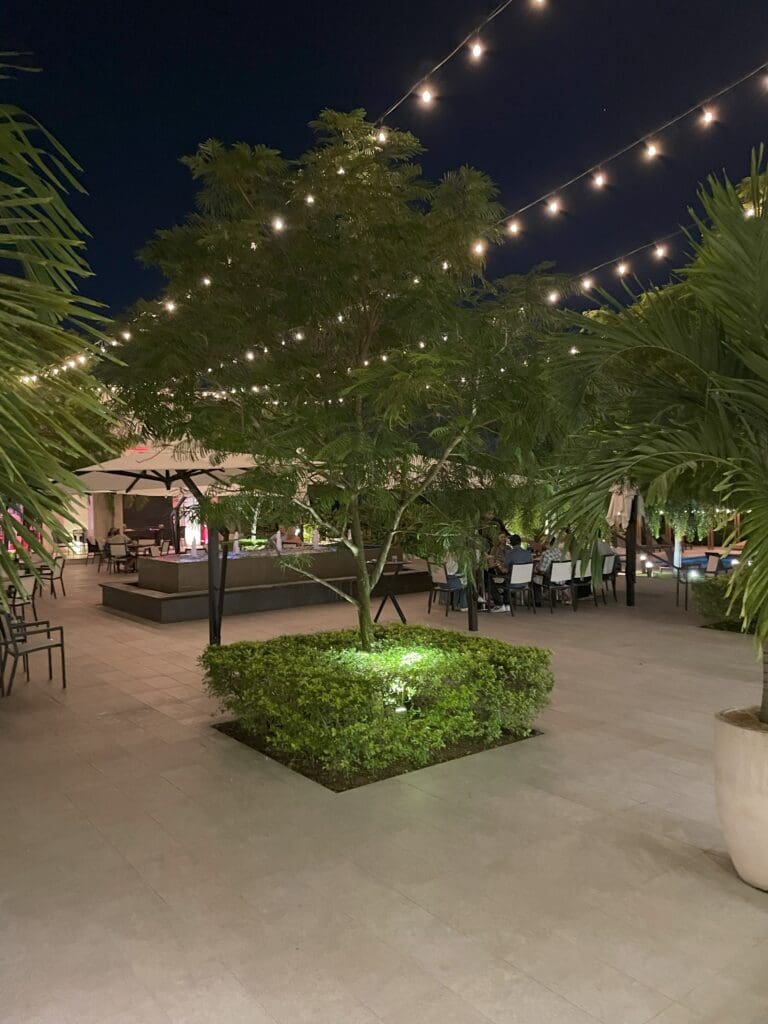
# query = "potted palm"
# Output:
<box><xmin>550</xmin><ymin>151</ymin><xmax>768</xmax><ymax>888</ymax></box>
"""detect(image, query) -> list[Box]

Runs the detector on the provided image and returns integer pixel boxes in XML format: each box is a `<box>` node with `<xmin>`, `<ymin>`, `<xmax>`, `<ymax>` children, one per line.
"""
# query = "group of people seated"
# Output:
<box><xmin>443</xmin><ymin>525</ymin><xmax>619</xmax><ymax>613</ymax></box>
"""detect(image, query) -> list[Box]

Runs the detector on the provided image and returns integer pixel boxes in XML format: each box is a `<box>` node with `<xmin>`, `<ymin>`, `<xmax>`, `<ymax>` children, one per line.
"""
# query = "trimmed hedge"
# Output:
<box><xmin>201</xmin><ymin>625</ymin><xmax>553</xmax><ymax>779</ymax></box>
<box><xmin>690</xmin><ymin>575</ymin><xmax>751</xmax><ymax>632</ymax></box>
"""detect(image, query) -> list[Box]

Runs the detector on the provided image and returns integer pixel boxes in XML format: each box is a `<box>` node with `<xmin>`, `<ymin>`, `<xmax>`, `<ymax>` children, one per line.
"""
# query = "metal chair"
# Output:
<box><xmin>85</xmin><ymin>539</ymin><xmax>100</xmax><ymax>565</ymax></box>
<box><xmin>40</xmin><ymin>554</ymin><xmax>67</xmax><ymax>598</ymax></box>
<box><xmin>426</xmin><ymin>563</ymin><xmax>454</xmax><ymax>616</ymax></box>
<box><xmin>504</xmin><ymin>562</ymin><xmax>536</xmax><ymax>615</ymax></box>
<box><xmin>5</xmin><ymin>578</ymin><xmax>39</xmax><ymax>621</ymax></box>
<box><xmin>542</xmin><ymin>560</ymin><xmax>575</xmax><ymax>613</ymax></box>
<box><xmin>107</xmin><ymin>542</ymin><xmax>132</xmax><ymax>573</ymax></box>
<box><xmin>0</xmin><ymin>612</ymin><xmax>66</xmax><ymax>697</ymax></box>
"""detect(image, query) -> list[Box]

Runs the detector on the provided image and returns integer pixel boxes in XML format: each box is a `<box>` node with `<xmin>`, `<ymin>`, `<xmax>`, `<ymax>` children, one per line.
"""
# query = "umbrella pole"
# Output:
<box><xmin>626</xmin><ymin>496</ymin><xmax>637</xmax><ymax>607</ymax></box>
<box><xmin>207</xmin><ymin>526</ymin><xmax>223</xmax><ymax>645</ymax></box>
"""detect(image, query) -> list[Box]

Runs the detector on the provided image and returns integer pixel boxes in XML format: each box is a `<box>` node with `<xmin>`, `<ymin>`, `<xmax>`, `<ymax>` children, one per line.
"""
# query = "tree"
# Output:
<box><xmin>548</xmin><ymin>149</ymin><xmax>768</xmax><ymax>722</ymax></box>
<box><xmin>110</xmin><ymin>110</ymin><xmax>568</xmax><ymax>648</ymax></box>
<box><xmin>0</xmin><ymin>66</ymin><xmax>113</xmax><ymax>592</ymax></box>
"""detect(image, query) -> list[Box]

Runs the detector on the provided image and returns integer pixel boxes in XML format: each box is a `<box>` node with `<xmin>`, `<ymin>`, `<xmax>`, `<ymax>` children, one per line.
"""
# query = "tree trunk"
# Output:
<box><xmin>760</xmin><ymin>646</ymin><xmax>768</xmax><ymax>725</ymax></box>
<box><xmin>350</xmin><ymin>499</ymin><xmax>375</xmax><ymax>651</ymax></box>
<box><xmin>207</xmin><ymin>525</ymin><xmax>223</xmax><ymax>646</ymax></box>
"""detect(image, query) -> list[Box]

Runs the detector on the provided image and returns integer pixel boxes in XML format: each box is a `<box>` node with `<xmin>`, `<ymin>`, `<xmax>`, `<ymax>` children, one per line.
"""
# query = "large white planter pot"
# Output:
<box><xmin>715</xmin><ymin>707</ymin><xmax>768</xmax><ymax>891</ymax></box>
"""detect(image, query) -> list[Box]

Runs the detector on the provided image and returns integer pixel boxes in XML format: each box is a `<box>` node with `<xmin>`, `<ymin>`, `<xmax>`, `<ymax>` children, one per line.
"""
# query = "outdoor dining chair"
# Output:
<box><xmin>573</xmin><ymin>559</ymin><xmax>594</xmax><ymax>608</ymax></box>
<box><xmin>704</xmin><ymin>551</ymin><xmax>723</xmax><ymax>578</ymax></box>
<box><xmin>504</xmin><ymin>562</ymin><xmax>536</xmax><ymax>615</ymax></box>
<box><xmin>599</xmin><ymin>554</ymin><xmax>618</xmax><ymax>604</ymax></box>
<box><xmin>106</xmin><ymin>542</ymin><xmax>132</xmax><ymax>573</ymax></box>
<box><xmin>426</xmin><ymin>562</ymin><xmax>457</xmax><ymax>616</ymax></box>
<box><xmin>542</xmin><ymin>560</ymin><xmax>575</xmax><ymax>613</ymax></box>
<box><xmin>0</xmin><ymin>612</ymin><xmax>66</xmax><ymax>697</ymax></box>
<box><xmin>40</xmin><ymin>555</ymin><xmax>67</xmax><ymax>598</ymax></box>
<box><xmin>5</xmin><ymin>578</ymin><xmax>39</xmax><ymax>621</ymax></box>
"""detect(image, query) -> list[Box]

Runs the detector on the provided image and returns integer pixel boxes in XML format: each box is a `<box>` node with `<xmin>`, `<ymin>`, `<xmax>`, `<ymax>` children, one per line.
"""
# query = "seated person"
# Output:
<box><xmin>445</xmin><ymin>554</ymin><xmax>468</xmax><ymax>611</ymax></box>
<box><xmin>490</xmin><ymin>534</ymin><xmax>532</xmax><ymax>612</ymax></box>
<box><xmin>109</xmin><ymin>526</ymin><xmax>131</xmax><ymax>547</ymax></box>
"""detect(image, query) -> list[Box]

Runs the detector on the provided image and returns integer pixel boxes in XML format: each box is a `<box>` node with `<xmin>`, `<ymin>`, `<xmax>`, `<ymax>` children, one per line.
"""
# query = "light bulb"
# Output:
<box><xmin>121</xmin><ymin>330</ymin><xmax>131</xmax><ymax>341</ymax></box>
<box><xmin>201</xmin><ymin>276</ymin><xmax>211</xmax><ymax>286</ymax></box>
<box><xmin>547</xmin><ymin>291</ymin><xmax>559</xmax><ymax>304</ymax></box>
<box><xmin>745</xmin><ymin>205</ymin><xmax>756</xmax><ymax>219</ymax></box>
<box><xmin>569</xmin><ymin>346</ymin><xmax>579</xmax><ymax>355</ymax></box>
<box><xmin>507</xmin><ymin>220</ymin><xmax>521</xmax><ymax>235</ymax></box>
<box><xmin>581</xmin><ymin>277</ymin><xmax>594</xmax><ymax>291</ymax></box>
<box><xmin>420</xmin><ymin>87</ymin><xmax>433</xmax><ymax>104</ymax></box>
<box><xmin>164</xmin><ymin>300</ymin><xmax>176</xmax><ymax>313</ymax></box>
<box><xmin>412</xmin><ymin>276</ymin><xmax>420</xmax><ymax>284</ymax></box>
<box><xmin>377</xmin><ymin>129</ymin><xmax>388</xmax><ymax>143</ymax></box>
<box><xmin>547</xmin><ymin>198</ymin><xmax>560</xmax><ymax>215</ymax></box>
<box><xmin>645</xmin><ymin>142</ymin><xmax>659</xmax><ymax>159</ymax></box>
<box><xmin>295</xmin><ymin>331</ymin><xmax>304</xmax><ymax>340</ymax></box>
<box><xmin>472</xmin><ymin>240</ymin><xmax>486</xmax><ymax>256</ymax></box>
<box><xmin>77</xmin><ymin>355</ymin><xmax>87</xmax><ymax>365</ymax></box>
<box><xmin>617</xmin><ymin>262</ymin><xmax>629</xmax><ymax>276</ymax></box>
<box><xmin>701</xmin><ymin>107</ymin><xmax>715</xmax><ymax>125</ymax></box>
<box><xmin>272</xmin><ymin>216</ymin><xmax>285</xmax><ymax>232</ymax></box>
<box><xmin>654</xmin><ymin>244</ymin><xmax>667</xmax><ymax>259</ymax></box>
<box><xmin>441</xmin><ymin>260</ymin><xmax>450</xmax><ymax>270</ymax></box>
<box><xmin>381</xmin><ymin>354</ymin><xmax>388</xmax><ymax>362</ymax></box>
<box><xmin>418</xmin><ymin>341</ymin><xmax>426</xmax><ymax>348</ymax></box>
<box><xmin>305</xmin><ymin>194</ymin><xmax>315</xmax><ymax>205</ymax></box>
<box><xmin>337</xmin><ymin>313</ymin><xmax>344</xmax><ymax>322</ymax></box>
<box><xmin>470</xmin><ymin>41</ymin><xmax>483</xmax><ymax>60</ymax></box>
<box><xmin>246</xmin><ymin>350</ymin><xmax>255</xmax><ymax>360</ymax></box>
<box><xmin>593</xmin><ymin>172</ymin><xmax>606</xmax><ymax>188</ymax></box>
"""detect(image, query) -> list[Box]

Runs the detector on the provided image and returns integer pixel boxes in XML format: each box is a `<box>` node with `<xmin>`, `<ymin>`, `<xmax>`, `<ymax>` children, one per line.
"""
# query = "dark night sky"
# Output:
<box><xmin>7</xmin><ymin>0</ymin><xmax>768</xmax><ymax>313</ymax></box>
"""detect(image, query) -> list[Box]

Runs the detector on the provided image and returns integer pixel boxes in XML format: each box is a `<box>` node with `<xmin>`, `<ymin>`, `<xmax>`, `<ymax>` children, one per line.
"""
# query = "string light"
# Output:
<box><xmin>593</xmin><ymin>172</ymin><xmax>606</xmax><ymax>189</ymax></box>
<box><xmin>581</xmin><ymin>277</ymin><xmax>593</xmax><ymax>291</ymax></box>
<box><xmin>470</xmin><ymin>41</ymin><xmax>483</xmax><ymax>60</ymax></box>
<box><xmin>294</xmin><ymin>331</ymin><xmax>304</xmax><ymax>340</ymax></box>
<box><xmin>120</xmin><ymin>330</ymin><xmax>131</xmax><ymax>341</ymax></box>
<box><xmin>617</xmin><ymin>262</ymin><xmax>629</xmax><ymax>276</ymax></box>
<box><xmin>246</xmin><ymin>350</ymin><xmax>255</xmax><ymax>360</ymax></box>
<box><xmin>420</xmin><ymin>88</ymin><xmax>433</xmax><ymax>105</ymax></box>
<box><xmin>472</xmin><ymin>240</ymin><xmax>486</xmax><ymax>256</ymax></box>
<box><xmin>441</xmin><ymin>260</ymin><xmax>450</xmax><ymax>270</ymax></box>
<box><xmin>547</xmin><ymin>290</ymin><xmax>559</xmax><ymax>304</ymax></box>
<box><xmin>644</xmin><ymin>142</ymin><xmax>659</xmax><ymax>159</ymax></box>
<box><xmin>272</xmin><ymin>216</ymin><xmax>286</xmax><ymax>232</ymax></box>
<box><xmin>376</xmin><ymin>129</ymin><xmax>388</xmax><ymax>143</ymax></box>
<box><xmin>201</xmin><ymin>276</ymin><xmax>212</xmax><ymax>286</ymax></box>
<box><xmin>701</xmin><ymin>107</ymin><xmax>715</xmax><ymax>125</ymax></box>
<box><xmin>547</xmin><ymin>198</ymin><xmax>561</xmax><ymax>215</ymax></box>
<box><xmin>305</xmin><ymin>194</ymin><xmax>315</xmax><ymax>205</ymax></box>
<box><xmin>164</xmin><ymin>300</ymin><xmax>176</xmax><ymax>313</ymax></box>
<box><xmin>654</xmin><ymin>244</ymin><xmax>668</xmax><ymax>259</ymax></box>
<box><xmin>336</xmin><ymin>166</ymin><xmax>346</xmax><ymax>175</ymax></box>
<box><xmin>507</xmin><ymin>220</ymin><xmax>521</xmax><ymax>235</ymax></box>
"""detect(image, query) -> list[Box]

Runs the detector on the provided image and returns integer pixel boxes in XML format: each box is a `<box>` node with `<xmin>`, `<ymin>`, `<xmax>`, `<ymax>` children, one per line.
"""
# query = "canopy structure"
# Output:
<box><xmin>75</xmin><ymin>444</ymin><xmax>257</xmax><ymax>646</ymax></box>
<box><xmin>75</xmin><ymin>444</ymin><xmax>256</xmax><ymax>496</ymax></box>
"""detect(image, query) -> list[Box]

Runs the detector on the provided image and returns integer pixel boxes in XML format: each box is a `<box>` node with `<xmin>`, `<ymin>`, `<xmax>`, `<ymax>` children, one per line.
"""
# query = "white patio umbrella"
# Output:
<box><xmin>75</xmin><ymin>444</ymin><xmax>257</xmax><ymax>645</ymax></box>
<box><xmin>75</xmin><ymin>443</ymin><xmax>256</xmax><ymax>495</ymax></box>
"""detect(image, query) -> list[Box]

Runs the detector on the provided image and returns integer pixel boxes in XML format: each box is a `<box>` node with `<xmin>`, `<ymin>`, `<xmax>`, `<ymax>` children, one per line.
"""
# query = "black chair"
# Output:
<box><xmin>5</xmin><ymin>578</ymin><xmax>39</xmax><ymax>621</ymax></box>
<box><xmin>503</xmin><ymin>562</ymin><xmax>536</xmax><ymax>615</ymax></box>
<box><xmin>0</xmin><ymin>612</ymin><xmax>66</xmax><ymax>697</ymax></box>
<box><xmin>426</xmin><ymin>562</ymin><xmax>461</xmax><ymax>615</ymax></box>
<box><xmin>40</xmin><ymin>554</ymin><xmax>67</xmax><ymax>598</ymax></box>
<box><xmin>599</xmin><ymin>554</ymin><xmax>618</xmax><ymax>604</ymax></box>
<box><xmin>85</xmin><ymin>539</ymin><xmax>100</xmax><ymax>565</ymax></box>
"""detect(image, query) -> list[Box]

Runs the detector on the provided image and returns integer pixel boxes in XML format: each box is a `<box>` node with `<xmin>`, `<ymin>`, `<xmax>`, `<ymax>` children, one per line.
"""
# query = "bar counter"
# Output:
<box><xmin>137</xmin><ymin>546</ymin><xmax>372</xmax><ymax>594</ymax></box>
<box><xmin>100</xmin><ymin>545</ymin><xmax>431</xmax><ymax>623</ymax></box>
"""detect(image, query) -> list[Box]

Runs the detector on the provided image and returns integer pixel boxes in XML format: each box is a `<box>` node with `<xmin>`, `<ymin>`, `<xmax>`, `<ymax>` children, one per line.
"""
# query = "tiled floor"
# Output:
<box><xmin>1</xmin><ymin>565</ymin><xmax>767</xmax><ymax>1024</ymax></box>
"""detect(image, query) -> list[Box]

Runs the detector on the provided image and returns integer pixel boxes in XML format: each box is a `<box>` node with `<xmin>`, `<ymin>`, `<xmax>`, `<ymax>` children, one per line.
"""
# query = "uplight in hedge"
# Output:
<box><xmin>400</xmin><ymin>652</ymin><xmax>423</xmax><ymax>666</ymax></box>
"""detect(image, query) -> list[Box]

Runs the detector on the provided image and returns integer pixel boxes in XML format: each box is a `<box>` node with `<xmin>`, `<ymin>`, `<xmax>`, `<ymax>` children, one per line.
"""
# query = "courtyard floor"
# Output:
<box><xmin>1</xmin><ymin>565</ymin><xmax>767</xmax><ymax>1024</ymax></box>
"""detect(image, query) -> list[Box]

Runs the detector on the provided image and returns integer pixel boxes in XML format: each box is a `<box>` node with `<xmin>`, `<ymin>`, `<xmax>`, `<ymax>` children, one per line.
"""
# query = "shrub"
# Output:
<box><xmin>201</xmin><ymin>625</ymin><xmax>553</xmax><ymax>779</ymax></box>
<box><xmin>690</xmin><ymin>575</ymin><xmax>751</xmax><ymax>631</ymax></box>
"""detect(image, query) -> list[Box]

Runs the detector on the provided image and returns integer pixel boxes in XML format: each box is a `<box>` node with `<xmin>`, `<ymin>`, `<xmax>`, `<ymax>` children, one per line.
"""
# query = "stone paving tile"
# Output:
<box><xmin>1</xmin><ymin>565</ymin><xmax>767</xmax><ymax>1023</ymax></box>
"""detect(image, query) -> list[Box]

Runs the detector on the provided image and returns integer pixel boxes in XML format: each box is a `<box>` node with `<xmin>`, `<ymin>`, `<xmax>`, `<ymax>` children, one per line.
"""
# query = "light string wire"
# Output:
<box><xmin>377</xmin><ymin>0</ymin><xmax>530</xmax><ymax>123</ymax></box>
<box><xmin>500</xmin><ymin>55</ymin><xmax>768</xmax><ymax>228</ymax></box>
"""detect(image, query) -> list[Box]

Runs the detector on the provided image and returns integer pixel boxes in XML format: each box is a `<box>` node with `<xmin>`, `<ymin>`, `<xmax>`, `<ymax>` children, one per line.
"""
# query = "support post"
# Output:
<box><xmin>467</xmin><ymin>568</ymin><xmax>479</xmax><ymax>632</ymax></box>
<box><xmin>207</xmin><ymin>525</ymin><xmax>223</xmax><ymax>645</ymax></box>
<box><xmin>626</xmin><ymin>495</ymin><xmax>638</xmax><ymax>607</ymax></box>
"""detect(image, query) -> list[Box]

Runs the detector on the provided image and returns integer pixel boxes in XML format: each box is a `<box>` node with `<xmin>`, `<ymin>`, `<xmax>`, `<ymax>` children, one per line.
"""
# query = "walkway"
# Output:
<box><xmin>1</xmin><ymin>566</ymin><xmax>766</xmax><ymax>1024</ymax></box>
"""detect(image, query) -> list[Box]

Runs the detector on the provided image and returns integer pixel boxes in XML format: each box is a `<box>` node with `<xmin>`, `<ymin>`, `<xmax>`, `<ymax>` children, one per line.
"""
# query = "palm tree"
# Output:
<box><xmin>551</xmin><ymin>149</ymin><xmax>768</xmax><ymax>723</ymax></box>
<box><xmin>0</xmin><ymin>65</ymin><xmax>112</xmax><ymax>591</ymax></box>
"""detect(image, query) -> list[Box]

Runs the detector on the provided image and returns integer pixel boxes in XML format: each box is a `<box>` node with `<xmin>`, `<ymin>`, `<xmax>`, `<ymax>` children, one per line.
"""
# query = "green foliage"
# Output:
<box><xmin>0</xmin><ymin>77</ymin><xmax>114</xmax><ymax>594</ymax></box>
<box><xmin>108</xmin><ymin>109</ymin><xmax>571</xmax><ymax>647</ymax></box>
<box><xmin>690</xmin><ymin>575</ymin><xmax>749</xmax><ymax>631</ymax></box>
<box><xmin>201</xmin><ymin>625</ymin><xmax>553</xmax><ymax>778</ymax></box>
